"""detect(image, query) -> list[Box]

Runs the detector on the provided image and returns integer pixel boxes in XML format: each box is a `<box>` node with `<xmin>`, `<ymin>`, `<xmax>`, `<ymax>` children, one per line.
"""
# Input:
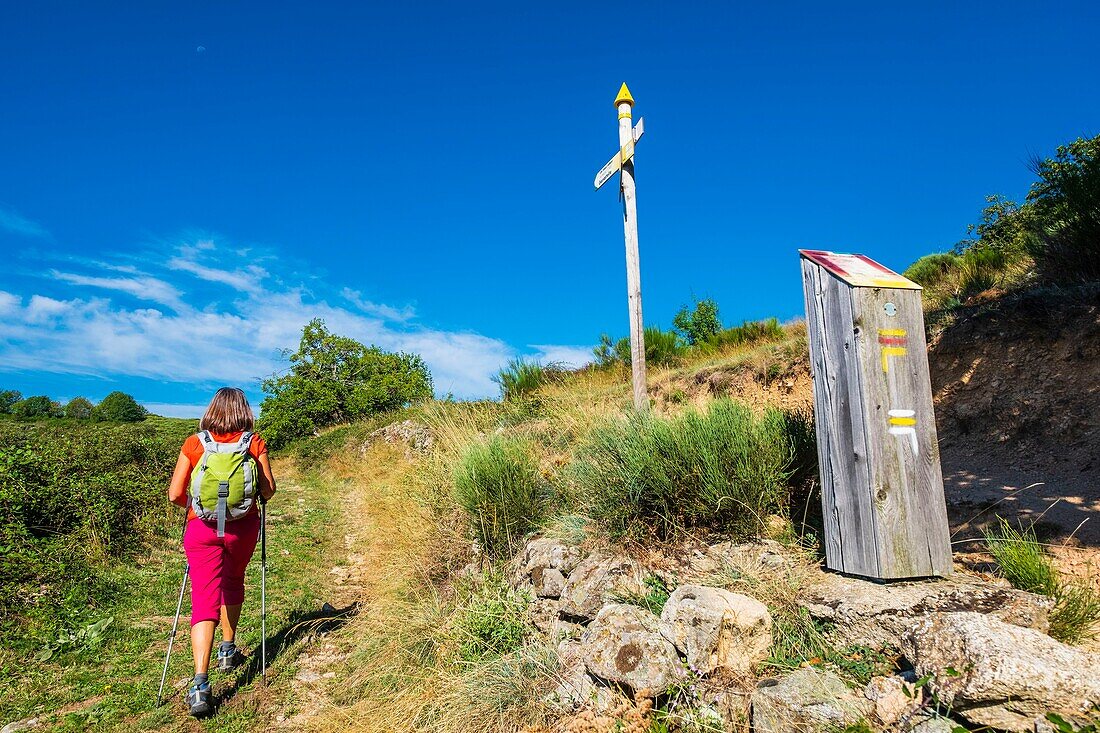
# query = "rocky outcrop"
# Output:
<box><xmin>862</xmin><ymin>675</ymin><xmax>921</xmax><ymax>728</ymax></box>
<box><xmin>802</xmin><ymin>572</ymin><xmax>1053</xmax><ymax>648</ymax></box>
<box><xmin>751</xmin><ymin>668</ymin><xmax>871</xmax><ymax>733</ymax></box>
<box><xmin>580</xmin><ymin>604</ymin><xmax>685</xmax><ymax>696</ymax></box>
<box><xmin>658</xmin><ymin>585</ymin><xmax>772</xmax><ymax>674</ymax></box>
<box><xmin>559</xmin><ymin>555</ymin><xmax>647</xmax><ymax>621</ymax></box>
<box><xmin>902</xmin><ymin>611</ymin><xmax>1100</xmax><ymax>732</ymax></box>
<box><xmin>511</xmin><ymin>537</ymin><xmax>583</xmax><ymax>599</ymax></box>
<box><xmin>546</xmin><ymin>640</ymin><xmax>617</xmax><ymax>713</ymax></box>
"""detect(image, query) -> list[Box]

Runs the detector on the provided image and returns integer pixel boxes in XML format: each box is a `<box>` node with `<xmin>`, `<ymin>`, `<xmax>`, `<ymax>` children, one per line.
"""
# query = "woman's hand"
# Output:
<box><xmin>167</xmin><ymin>451</ymin><xmax>191</xmax><ymax>508</ymax></box>
<box><xmin>257</xmin><ymin>452</ymin><xmax>277</xmax><ymax>502</ymax></box>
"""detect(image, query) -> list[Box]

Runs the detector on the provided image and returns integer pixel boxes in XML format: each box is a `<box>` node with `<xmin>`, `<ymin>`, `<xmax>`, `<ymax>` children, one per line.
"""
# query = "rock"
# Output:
<box><xmin>683</xmin><ymin>540</ymin><xmax>795</xmax><ymax>581</ymax></box>
<box><xmin>906</xmin><ymin>715</ymin><xmax>956</xmax><ymax>733</ymax></box>
<box><xmin>550</xmin><ymin>615</ymin><xmax>584</xmax><ymax>644</ymax></box>
<box><xmin>751</xmin><ymin>668</ymin><xmax>872</xmax><ymax>733</ymax></box>
<box><xmin>528</xmin><ymin>598</ymin><xmax>561</xmax><ymax>634</ymax></box>
<box><xmin>580</xmin><ymin>604</ymin><xmax>685</xmax><ymax>696</ymax></box>
<box><xmin>658</xmin><ymin>584</ymin><xmax>772</xmax><ymax>675</ymax></box>
<box><xmin>802</xmin><ymin>573</ymin><xmax>1053</xmax><ymax>648</ymax></box>
<box><xmin>359</xmin><ymin>419</ymin><xmax>433</xmax><ymax>456</ymax></box>
<box><xmin>902</xmin><ymin>611</ymin><xmax>1100</xmax><ymax>732</ymax></box>
<box><xmin>559</xmin><ymin>555</ymin><xmax>647</xmax><ymax>620</ymax></box>
<box><xmin>510</xmin><ymin>537</ymin><xmax>583</xmax><ymax>599</ymax></box>
<box><xmin>863</xmin><ymin>675</ymin><xmax>920</xmax><ymax>728</ymax></box>
<box><xmin>1</xmin><ymin>719</ymin><xmax>39</xmax><ymax>733</ymax></box>
<box><xmin>547</xmin><ymin>640</ymin><xmax>617</xmax><ymax>713</ymax></box>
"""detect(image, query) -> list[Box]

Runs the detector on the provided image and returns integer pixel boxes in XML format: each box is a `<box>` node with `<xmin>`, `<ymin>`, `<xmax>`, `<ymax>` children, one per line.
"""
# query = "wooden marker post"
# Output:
<box><xmin>800</xmin><ymin>250</ymin><xmax>952</xmax><ymax>580</ymax></box>
<box><xmin>594</xmin><ymin>82</ymin><xmax>648</xmax><ymax>412</ymax></box>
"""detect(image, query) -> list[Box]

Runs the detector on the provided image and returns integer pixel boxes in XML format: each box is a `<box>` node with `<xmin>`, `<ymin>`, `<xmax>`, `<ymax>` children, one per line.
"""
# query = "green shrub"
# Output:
<box><xmin>985</xmin><ymin>520</ymin><xmax>1100</xmax><ymax>644</ymax></box>
<box><xmin>594</xmin><ymin>326</ymin><xmax>686</xmax><ymax>369</ymax></box>
<box><xmin>258</xmin><ymin>319</ymin><xmax>433</xmax><ymax>448</ymax></box>
<box><xmin>957</xmin><ymin>247</ymin><xmax>1010</xmax><ymax>297</ymax></box>
<box><xmin>0</xmin><ymin>389</ymin><xmax>23</xmax><ymax>413</ymax></box>
<box><xmin>453</xmin><ymin>572</ymin><xmax>530</xmax><ymax>661</ymax></box>
<box><xmin>673</xmin><ymin>298</ymin><xmax>722</xmax><ymax>345</ymax></box>
<box><xmin>903</xmin><ymin>253</ymin><xmax>960</xmax><ymax>289</ymax></box>
<box><xmin>453</xmin><ymin>436</ymin><xmax>547</xmax><ymax>558</ymax></box>
<box><xmin>1026</xmin><ymin>135</ymin><xmax>1100</xmax><ymax>284</ymax></box>
<box><xmin>705</xmin><ymin>317</ymin><xmax>785</xmax><ymax>350</ymax></box>
<box><xmin>571</xmin><ymin>399</ymin><xmax>810</xmax><ymax>540</ymax></box>
<box><xmin>64</xmin><ymin>397</ymin><xmax>94</xmax><ymax>420</ymax></box>
<box><xmin>11</xmin><ymin>396</ymin><xmax>62</xmax><ymax>418</ymax></box>
<box><xmin>92</xmin><ymin>391</ymin><xmax>147</xmax><ymax>422</ymax></box>
<box><xmin>493</xmin><ymin>359</ymin><xmax>565</xmax><ymax>401</ymax></box>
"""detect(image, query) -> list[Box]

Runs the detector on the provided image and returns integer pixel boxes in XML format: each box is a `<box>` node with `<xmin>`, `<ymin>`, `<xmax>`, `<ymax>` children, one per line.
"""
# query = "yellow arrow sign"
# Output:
<box><xmin>593</xmin><ymin>117</ymin><xmax>645</xmax><ymax>190</ymax></box>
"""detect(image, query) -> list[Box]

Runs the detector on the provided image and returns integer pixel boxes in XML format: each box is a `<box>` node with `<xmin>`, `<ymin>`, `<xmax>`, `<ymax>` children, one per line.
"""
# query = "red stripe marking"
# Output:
<box><xmin>878</xmin><ymin>336</ymin><xmax>908</xmax><ymax>346</ymax></box>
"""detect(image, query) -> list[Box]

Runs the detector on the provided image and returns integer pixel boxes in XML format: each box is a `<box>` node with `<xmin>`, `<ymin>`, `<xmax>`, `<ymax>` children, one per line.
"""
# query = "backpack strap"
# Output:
<box><xmin>216</xmin><ymin>480</ymin><xmax>230</xmax><ymax>537</ymax></box>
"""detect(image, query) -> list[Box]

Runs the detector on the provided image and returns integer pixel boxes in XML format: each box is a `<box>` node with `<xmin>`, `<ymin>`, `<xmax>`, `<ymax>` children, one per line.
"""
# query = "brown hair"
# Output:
<box><xmin>200</xmin><ymin>387</ymin><xmax>255</xmax><ymax>434</ymax></box>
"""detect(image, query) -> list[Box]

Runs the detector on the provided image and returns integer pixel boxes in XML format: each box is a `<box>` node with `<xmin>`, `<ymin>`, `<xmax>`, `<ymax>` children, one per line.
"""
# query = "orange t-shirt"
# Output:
<box><xmin>181</xmin><ymin>431</ymin><xmax>268</xmax><ymax>520</ymax></box>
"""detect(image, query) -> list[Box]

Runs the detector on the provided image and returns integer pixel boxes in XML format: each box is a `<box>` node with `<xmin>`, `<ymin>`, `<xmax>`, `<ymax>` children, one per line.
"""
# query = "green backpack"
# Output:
<box><xmin>189</xmin><ymin>431</ymin><xmax>258</xmax><ymax>537</ymax></box>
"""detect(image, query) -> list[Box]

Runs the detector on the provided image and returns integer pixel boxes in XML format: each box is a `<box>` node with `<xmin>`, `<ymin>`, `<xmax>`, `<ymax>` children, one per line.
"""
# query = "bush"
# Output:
<box><xmin>594</xmin><ymin>326</ymin><xmax>686</xmax><ymax>368</ymax></box>
<box><xmin>93</xmin><ymin>391</ymin><xmax>147</xmax><ymax>422</ymax></box>
<box><xmin>493</xmin><ymin>359</ymin><xmax>565</xmax><ymax>401</ymax></box>
<box><xmin>571</xmin><ymin>399</ymin><xmax>811</xmax><ymax>540</ymax></box>
<box><xmin>11</xmin><ymin>396</ymin><xmax>62</xmax><ymax>418</ymax></box>
<box><xmin>1026</xmin><ymin>135</ymin><xmax>1100</xmax><ymax>284</ymax></box>
<box><xmin>258</xmin><ymin>319</ymin><xmax>433</xmax><ymax>448</ymax></box>
<box><xmin>706</xmin><ymin>318</ymin><xmax>785</xmax><ymax>350</ymax></box>
<box><xmin>453</xmin><ymin>572</ymin><xmax>530</xmax><ymax>661</ymax></box>
<box><xmin>985</xmin><ymin>520</ymin><xmax>1100</xmax><ymax>644</ymax></box>
<box><xmin>0</xmin><ymin>390</ymin><xmax>21</xmax><ymax>413</ymax></box>
<box><xmin>903</xmin><ymin>253</ymin><xmax>960</xmax><ymax>290</ymax></box>
<box><xmin>673</xmin><ymin>298</ymin><xmax>722</xmax><ymax>345</ymax></box>
<box><xmin>64</xmin><ymin>397</ymin><xmax>94</xmax><ymax>420</ymax></box>
<box><xmin>453</xmin><ymin>436</ymin><xmax>547</xmax><ymax>558</ymax></box>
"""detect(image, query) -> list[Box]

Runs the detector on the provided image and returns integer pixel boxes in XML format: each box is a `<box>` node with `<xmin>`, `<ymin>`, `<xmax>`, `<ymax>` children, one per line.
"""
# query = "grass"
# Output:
<box><xmin>0</xmin><ymin>459</ymin><xmax>346</xmax><ymax>732</ymax></box>
<box><xmin>985</xmin><ymin>519</ymin><xmax>1100</xmax><ymax>644</ymax></box>
<box><xmin>570</xmin><ymin>399</ymin><xmax>811</xmax><ymax>540</ymax></box>
<box><xmin>453</xmin><ymin>435</ymin><xmax>549</xmax><ymax>558</ymax></box>
<box><xmin>453</xmin><ymin>572</ymin><xmax>531</xmax><ymax>661</ymax></box>
<box><xmin>493</xmin><ymin>359</ymin><xmax>566</xmax><ymax>401</ymax></box>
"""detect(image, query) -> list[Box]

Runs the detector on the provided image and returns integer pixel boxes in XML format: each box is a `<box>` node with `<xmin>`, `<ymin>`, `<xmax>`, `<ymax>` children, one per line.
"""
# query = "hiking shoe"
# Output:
<box><xmin>187</xmin><ymin>682</ymin><xmax>212</xmax><ymax>717</ymax></box>
<box><xmin>216</xmin><ymin>647</ymin><xmax>247</xmax><ymax>672</ymax></box>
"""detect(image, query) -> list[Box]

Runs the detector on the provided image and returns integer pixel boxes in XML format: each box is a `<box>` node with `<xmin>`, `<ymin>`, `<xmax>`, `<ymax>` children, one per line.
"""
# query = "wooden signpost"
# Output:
<box><xmin>594</xmin><ymin>83</ymin><xmax>648</xmax><ymax>412</ymax></box>
<box><xmin>800</xmin><ymin>250</ymin><xmax>952</xmax><ymax>580</ymax></box>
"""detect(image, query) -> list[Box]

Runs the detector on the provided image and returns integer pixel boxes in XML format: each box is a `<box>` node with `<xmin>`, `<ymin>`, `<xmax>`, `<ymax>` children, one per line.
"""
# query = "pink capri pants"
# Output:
<box><xmin>184</xmin><ymin>512</ymin><xmax>260</xmax><ymax>626</ymax></box>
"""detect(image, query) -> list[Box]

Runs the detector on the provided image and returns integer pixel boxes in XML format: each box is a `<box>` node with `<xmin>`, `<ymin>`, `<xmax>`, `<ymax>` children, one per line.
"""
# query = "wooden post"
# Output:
<box><xmin>616</xmin><ymin>83</ymin><xmax>648</xmax><ymax>412</ymax></box>
<box><xmin>800</xmin><ymin>250</ymin><xmax>952</xmax><ymax>580</ymax></box>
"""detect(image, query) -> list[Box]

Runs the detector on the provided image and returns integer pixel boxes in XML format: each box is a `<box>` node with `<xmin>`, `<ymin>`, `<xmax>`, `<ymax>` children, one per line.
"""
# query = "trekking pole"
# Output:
<box><xmin>157</xmin><ymin>511</ymin><xmax>190</xmax><ymax>707</ymax></box>
<box><xmin>260</xmin><ymin>495</ymin><xmax>267</xmax><ymax>685</ymax></box>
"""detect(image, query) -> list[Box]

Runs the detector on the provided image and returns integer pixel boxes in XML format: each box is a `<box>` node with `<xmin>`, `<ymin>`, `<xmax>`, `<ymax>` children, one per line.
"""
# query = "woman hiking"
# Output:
<box><xmin>167</xmin><ymin>387</ymin><xmax>276</xmax><ymax>717</ymax></box>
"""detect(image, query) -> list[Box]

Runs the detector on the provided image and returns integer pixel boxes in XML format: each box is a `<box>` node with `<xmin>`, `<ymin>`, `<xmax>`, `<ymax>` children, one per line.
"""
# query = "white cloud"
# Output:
<box><xmin>143</xmin><ymin>402</ymin><xmax>206</xmax><ymax>419</ymax></box>
<box><xmin>529</xmin><ymin>344</ymin><xmax>593</xmax><ymax>369</ymax></box>
<box><xmin>167</xmin><ymin>256</ymin><xmax>269</xmax><ymax>295</ymax></box>
<box><xmin>341</xmin><ymin>288</ymin><xmax>416</xmax><ymax>322</ymax></box>
<box><xmin>50</xmin><ymin>270</ymin><xmax>186</xmax><ymax>311</ymax></box>
<box><xmin>0</xmin><ymin>206</ymin><xmax>49</xmax><ymax>239</ymax></box>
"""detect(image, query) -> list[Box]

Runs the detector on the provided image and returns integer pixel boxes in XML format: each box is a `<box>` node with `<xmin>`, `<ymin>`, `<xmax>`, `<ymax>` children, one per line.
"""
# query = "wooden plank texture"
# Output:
<box><xmin>801</xmin><ymin>253</ymin><xmax>952</xmax><ymax>579</ymax></box>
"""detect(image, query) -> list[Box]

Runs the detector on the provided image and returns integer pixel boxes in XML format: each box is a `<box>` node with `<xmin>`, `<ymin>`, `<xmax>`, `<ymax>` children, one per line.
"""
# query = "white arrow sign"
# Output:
<box><xmin>593</xmin><ymin>117</ymin><xmax>644</xmax><ymax>190</ymax></box>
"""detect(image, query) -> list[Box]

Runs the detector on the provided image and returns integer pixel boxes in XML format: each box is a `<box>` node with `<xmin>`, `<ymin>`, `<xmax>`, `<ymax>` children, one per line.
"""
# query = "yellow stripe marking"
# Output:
<box><xmin>878</xmin><ymin>329</ymin><xmax>907</xmax><ymax>337</ymax></box>
<box><xmin>889</xmin><ymin>416</ymin><xmax>917</xmax><ymax>426</ymax></box>
<box><xmin>881</xmin><ymin>346</ymin><xmax>906</xmax><ymax>372</ymax></box>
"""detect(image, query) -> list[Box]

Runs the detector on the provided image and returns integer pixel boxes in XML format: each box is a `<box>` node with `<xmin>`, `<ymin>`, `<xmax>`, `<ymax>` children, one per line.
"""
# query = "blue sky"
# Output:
<box><xmin>1</xmin><ymin>1</ymin><xmax>1097</xmax><ymax>416</ymax></box>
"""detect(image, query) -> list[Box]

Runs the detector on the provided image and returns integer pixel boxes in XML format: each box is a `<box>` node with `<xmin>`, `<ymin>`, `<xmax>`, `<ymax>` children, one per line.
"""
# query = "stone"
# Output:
<box><xmin>902</xmin><ymin>611</ymin><xmax>1100</xmax><ymax>732</ymax></box>
<box><xmin>528</xmin><ymin>598</ymin><xmax>561</xmax><ymax>634</ymax></box>
<box><xmin>546</xmin><ymin>640</ymin><xmax>617</xmax><ymax>713</ymax></box>
<box><xmin>510</xmin><ymin>537</ymin><xmax>583</xmax><ymax>599</ymax></box>
<box><xmin>580</xmin><ymin>604</ymin><xmax>685</xmax><ymax>696</ymax></box>
<box><xmin>906</xmin><ymin>716</ymin><xmax>956</xmax><ymax>733</ymax></box>
<box><xmin>751</xmin><ymin>668</ymin><xmax>872</xmax><ymax>733</ymax></box>
<box><xmin>862</xmin><ymin>675</ymin><xmax>920</xmax><ymax>728</ymax></box>
<box><xmin>658</xmin><ymin>584</ymin><xmax>772</xmax><ymax>675</ymax></box>
<box><xmin>801</xmin><ymin>572</ymin><xmax>1053</xmax><ymax>648</ymax></box>
<box><xmin>559</xmin><ymin>554</ymin><xmax>647</xmax><ymax>620</ymax></box>
<box><xmin>1</xmin><ymin>719</ymin><xmax>39</xmax><ymax>733</ymax></box>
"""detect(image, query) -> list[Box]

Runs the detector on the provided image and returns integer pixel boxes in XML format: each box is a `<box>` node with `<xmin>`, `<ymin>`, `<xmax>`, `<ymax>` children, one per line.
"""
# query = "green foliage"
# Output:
<box><xmin>35</xmin><ymin>616</ymin><xmax>114</xmax><ymax>662</ymax></box>
<box><xmin>1026</xmin><ymin>135</ymin><xmax>1100</xmax><ymax>283</ymax></box>
<box><xmin>258</xmin><ymin>319</ymin><xmax>433</xmax><ymax>449</ymax></box>
<box><xmin>904</xmin><ymin>253</ymin><xmax>960</xmax><ymax>290</ymax></box>
<box><xmin>985</xmin><ymin>520</ymin><xmax>1100</xmax><ymax>644</ymax></box>
<box><xmin>453</xmin><ymin>436</ymin><xmax>547</xmax><ymax>558</ymax></box>
<box><xmin>594</xmin><ymin>326</ymin><xmax>686</xmax><ymax>369</ymax></box>
<box><xmin>454</xmin><ymin>572</ymin><xmax>530</xmax><ymax>661</ymax></box>
<box><xmin>92</xmin><ymin>391</ymin><xmax>147</xmax><ymax>422</ymax></box>
<box><xmin>493</xmin><ymin>359</ymin><xmax>565</xmax><ymax>401</ymax></box>
<box><xmin>63</xmin><ymin>397</ymin><xmax>94</xmax><ymax>420</ymax></box>
<box><xmin>612</xmin><ymin>574</ymin><xmax>671</xmax><ymax>615</ymax></box>
<box><xmin>0</xmin><ymin>417</ymin><xmax>194</xmax><ymax>639</ymax></box>
<box><xmin>571</xmin><ymin>399</ymin><xmax>812</xmax><ymax>540</ymax></box>
<box><xmin>673</xmin><ymin>298</ymin><xmax>722</xmax><ymax>345</ymax></box>
<box><xmin>705</xmin><ymin>317</ymin><xmax>785</xmax><ymax>351</ymax></box>
<box><xmin>11</xmin><ymin>395</ymin><xmax>62</xmax><ymax>418</ymax></box>
<box><xmin>1045</xmin><ymin>713</ymin><xmax>1099</xmax><ymax>733</ymax></box>
<box><xmin>0</xmin><ymin>390</ymin><xmax>21</xmax><ymax>413</ymax></box>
